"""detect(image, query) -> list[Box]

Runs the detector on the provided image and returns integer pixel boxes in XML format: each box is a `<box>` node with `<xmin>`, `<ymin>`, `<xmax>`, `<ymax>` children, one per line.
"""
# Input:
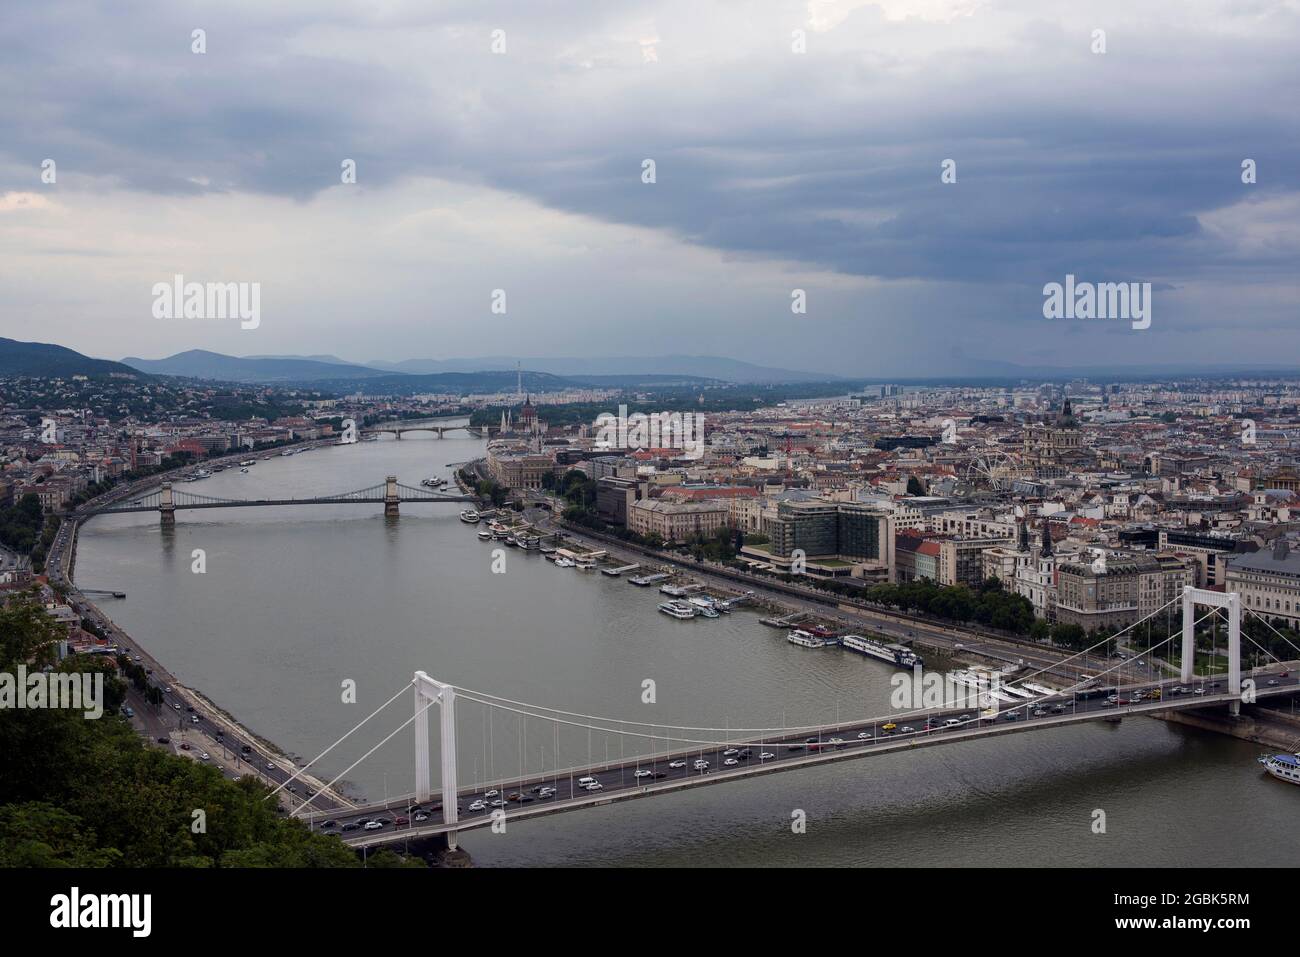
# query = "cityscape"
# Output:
<box><xmin>0</xmin><ymin>0</ymin><xmax>1295</xmax><ymax>932</ymax></box>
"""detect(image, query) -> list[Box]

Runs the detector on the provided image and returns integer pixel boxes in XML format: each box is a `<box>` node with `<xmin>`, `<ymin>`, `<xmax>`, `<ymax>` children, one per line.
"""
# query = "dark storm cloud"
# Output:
<box><xmin>2</xmin><ymin>0</ymin><xmax>1298</xmax><ymax>372</ymax></box>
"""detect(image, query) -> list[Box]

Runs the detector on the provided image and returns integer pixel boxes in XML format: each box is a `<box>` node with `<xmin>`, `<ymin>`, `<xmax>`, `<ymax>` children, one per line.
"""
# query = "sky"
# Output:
<box><xmin>0</xmin><ymin>0</ymin><xmax>1297</xmax><ymax>378</ymax></box>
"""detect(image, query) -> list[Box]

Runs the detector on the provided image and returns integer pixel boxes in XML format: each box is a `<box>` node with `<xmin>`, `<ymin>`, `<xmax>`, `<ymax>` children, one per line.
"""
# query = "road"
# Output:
<box><xmin>326</xmin><ymin>665</ymin><xmax>1300</xmax><ymax>846</ymax></box>
<box><xmin>44</xmin><ymin>443</ymin><xmax>357</xmax><ymax>815</ymax></box>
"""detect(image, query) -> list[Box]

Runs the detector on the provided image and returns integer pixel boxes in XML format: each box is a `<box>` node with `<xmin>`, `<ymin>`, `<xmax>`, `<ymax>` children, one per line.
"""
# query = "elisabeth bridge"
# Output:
<box><xmin>263</xmin><ymin>587</ymin><xmax>1300</xmax><ymax>851</ymax></box>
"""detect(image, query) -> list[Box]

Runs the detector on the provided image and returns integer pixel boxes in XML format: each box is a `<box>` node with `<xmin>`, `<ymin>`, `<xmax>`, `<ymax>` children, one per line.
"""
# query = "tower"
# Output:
<box><xmin>1018</xmin><ymin>519</ymin><xmax>1030</xmax><ymax>553</ymax></box>
<box><xmin>1040</xmin><ymin>521</ymin><xmax>1053</xmax><ymax>558</ymax></box>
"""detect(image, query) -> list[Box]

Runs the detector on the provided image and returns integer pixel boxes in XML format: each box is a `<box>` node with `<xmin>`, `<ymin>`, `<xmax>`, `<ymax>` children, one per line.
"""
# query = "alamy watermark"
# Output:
<box><xmin>152</xmin><ymin>274</ymin><xmax>260</xmax><ymax>329</ymax></box>
<box><xmin>1043</xmin><ymin>274</ymin><xmax>1150</xmax><ymax>330</ymax></box>
<box><xmin>1</xmin><ymin>665</ymin><xmax>104</xmax><ymax>719</ymax></box>
<box><xmin>593</xmin><ymin>404</ymin><xmax>705</xmax><ymax>460</ymax></box>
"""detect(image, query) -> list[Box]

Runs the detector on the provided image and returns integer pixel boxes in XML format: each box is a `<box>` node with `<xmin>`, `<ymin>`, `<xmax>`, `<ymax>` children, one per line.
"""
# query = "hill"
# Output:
<box><xmin>0</xmin><ymin>338</ymin><xmax>141</xmax><ymax>378</ymax></box>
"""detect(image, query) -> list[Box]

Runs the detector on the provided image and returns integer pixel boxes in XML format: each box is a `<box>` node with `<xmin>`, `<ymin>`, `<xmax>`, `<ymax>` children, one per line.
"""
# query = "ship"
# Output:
<box><xmin>459</xmin><ymin>509</ymin><xmax>481</xmax><ymax>524</ymax></box>
<box><xmin>787</xmin><ymin>629</ymin><xmax>829</xmax><ymax>648</ymax></box>
<box><xmin>658</xmin><ymin>600</ymin><xmax>698</xmax><ymax>620</ymax></box>
<box><xmin>840</xmin><ymin>634</ymin><xmax>924</xmax><ymax>669</ymax></box>
<box><xmin>688</xmin><ymin>597</ymin><xmax>720</xmax><ymax>618</ymax></box>
<box><xmin>1257</xmin><ymin>752</ymin><xmax>1300</xmax><ymax>786</ymax></box>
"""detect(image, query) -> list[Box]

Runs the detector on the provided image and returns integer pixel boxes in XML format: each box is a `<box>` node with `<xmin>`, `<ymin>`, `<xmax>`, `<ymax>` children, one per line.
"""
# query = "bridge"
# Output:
<box><xmin>361</xmin><ymin>425</ymin><xmax>491</xmax><ymax>440</ymax></box>
<box><xmin>267</xmin><ymin>587</ymin><xmax>1300</xmax><ymax>852</ymax></box>
<box><xmin>88</xmin><ymin>476</ymin><xmax>476</xmax><ymax>524</ymax></box>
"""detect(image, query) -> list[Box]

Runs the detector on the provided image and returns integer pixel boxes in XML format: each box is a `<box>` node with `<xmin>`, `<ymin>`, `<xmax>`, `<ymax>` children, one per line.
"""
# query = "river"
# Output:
<box><xmin>74</xmin><ymin>423</ymin><xmax>1299</xmax><ymax>866</ymax></box>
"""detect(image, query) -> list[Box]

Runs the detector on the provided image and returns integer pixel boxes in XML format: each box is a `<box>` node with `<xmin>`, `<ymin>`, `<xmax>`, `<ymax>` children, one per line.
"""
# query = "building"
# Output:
<box><xmin>1225</xmin><ymin>539</ymin><xmax>1300</xmax><ymax>627</ymax></box>
<box><xmin>595</xmin><ymin>476</ymin><xmax>646</xmax><ymax>526</ymax></box>
<box><xmin>627</xmin><ymin>499</ymin><xmax>729</xmax><ymax>543</ymax></box>
<box><xmin>1054</xmin><ymin>552</ymin><xmax>1191</xmax><ymax>632</ymax></box>
<box><xmin>487</xmin><ymin>447</ymin><xmax>557</xmax><ymax>490</ymax></box>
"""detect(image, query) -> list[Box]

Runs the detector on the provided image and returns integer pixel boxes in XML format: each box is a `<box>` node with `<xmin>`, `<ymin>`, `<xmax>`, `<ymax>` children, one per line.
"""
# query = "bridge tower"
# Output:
<box><xmin>412</xmin><ymin>672</ymin><xmax>459</xmax><ymax>850</ymax></box>
<box><xmin>1181</xmin><ymin>586</ymin><xmax>1241</xmax><ymax>714</ymax></box>
<box><xmin>159</xmin><ymin>482</ymin><xmax>175</xmax><ymax>526</ymax></box>
<box><xmin>384</xmin><ymin>475</ymin><xmax>400</xmax><ymax>517</ymax></box>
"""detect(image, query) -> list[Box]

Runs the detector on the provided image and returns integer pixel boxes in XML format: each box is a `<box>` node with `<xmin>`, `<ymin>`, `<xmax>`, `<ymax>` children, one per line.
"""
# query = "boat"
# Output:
<box><xmin>539</xmin><ymin>544</ymin><xmax>557</xmax><ymax>555</ymax></box>
<box><xmin>658</xmin><ymin>601</ymin><xmax>698</xmax><ymax>620</ymax></box>
<box><xmin>240</xmin><ymin>460</ymin><xmax>255</xmax><ymax>467</ymax></box>
<box><xmin>553</xmin><ymin>557</ymin><xmax>576</xmax><ymax>568</ymax></box>
<box><xmin>787</xmin><ymin>629</ymin><xmax>828</xmax><ymax>648</ymax></box>
<box><xmin>805</xmin><ymin>624</ymin><xmax>835</xmax><ymax>639</ymax></box>
<box><xmin>522</xmin><ymin>536</ymin><xmax>541</xmax><ymax>551</ymax></box>
<box><xmin>459</xmin><ymin>509</ymin><xmax>481</xmax><ymax>524</ymax></box>
<box><xmin>575</xmin><ymin>560</ymin><xmax>597</xmax><ymax>571</ymax></box>
<box><xmin>1258</xmin><ymin>752</ymin><xmax>1300</xmax><ymax>786</ymax></box>
<box><xmin>840</xmin><ymin>634</ymin><xmax>924</xmax><ymax>669</ymax></box>
<box><xmin>504</xmin><ymin>536</ymin><xmax>519</xmax><ymax>547</ymax></box>
<box><xmin>477</xmin><ymin>529</ymin><xmax>492</xmax><ymax>541</ymax></box>
<box><xmin>688</xmin><ymin>597</ymin><xmax>720</xmax><ymax>618</ymax></box>
<box><xmin>239</xmin><ymin>467</ymin><xmax>249</xmax><ymax>474</ymax></box>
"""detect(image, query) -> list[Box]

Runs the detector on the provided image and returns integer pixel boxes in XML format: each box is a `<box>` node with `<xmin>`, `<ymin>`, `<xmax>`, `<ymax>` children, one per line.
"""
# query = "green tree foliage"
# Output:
<box><xmin>864</xmin><ymin>576</ymin><xmax>1037</xmax><ymax>635</ymax></box>
<box><xmin>0</xmin><ymin>593</ymin><xmax>378</xmax><ymax>868</ymax></box>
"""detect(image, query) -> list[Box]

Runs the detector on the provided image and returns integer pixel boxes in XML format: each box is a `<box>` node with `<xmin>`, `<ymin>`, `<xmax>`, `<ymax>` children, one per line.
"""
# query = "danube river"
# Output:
<box><xmin>75</xmin><ymin>425</ymin><xmax>1298</xmax><ymax>866</ymax></box>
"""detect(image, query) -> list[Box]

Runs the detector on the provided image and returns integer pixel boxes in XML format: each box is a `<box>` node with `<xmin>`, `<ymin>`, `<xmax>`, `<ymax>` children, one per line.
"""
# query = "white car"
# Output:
<box><xmin>199</xmin><ymin>752</ymin><xmax>210</xmax><ymax>761</ymax></box>
<box><xmin>723</xmin><ymin>748</ymin><xmax>739</xmax><ymax>756</ymax></box>
<box><xmin>759</xmin><ymin>752</ymin><xmax>775</xmax><ymax>760</ymax></box>
<box><xmin>581</xmin><ymin>782</ymin><xmax>603</xmax><ymax>792</ymax></box>
<box><xmin>363</xmin><ymin>820</ymin><xmax>384</xmax><ymax>831</ymax></box>
<box><xmin>857</xmin><ymin>731</ymin><xmax>872</xmax><ymax>739</ymax></box>
<box><xmin>468</xmin><ymin>800</ymin><xmax>487</xmax><ymax>812</ymax></box>
<box><xmin>693</xmin><ymin>760</ymin><xmax>709</xmax><ymax>770</ymax></box>
<box><xmin>723</xmin><ymin>758</ymin><xmax>739</xmax><ymax>766</ymax></box>
<box><xmin>484</xmin><ymin>789</ymin><xmax>499</xmax><ymax>797</ymax></box>
<box><xmin>633</xmin><ymin>769</ymin><xmax>653</xmax><ymax>778</ymax></box>
<box><xmin>668</xmin><ymin>760</ymin><xmax>686</xmax><ymax>769</ymax></box>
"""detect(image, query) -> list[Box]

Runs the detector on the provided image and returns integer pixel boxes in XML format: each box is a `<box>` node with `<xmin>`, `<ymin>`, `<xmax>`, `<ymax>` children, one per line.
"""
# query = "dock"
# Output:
<box><xmin>760</xmin><ymin>611</ymin><xmax>808</xmax><ymax>628</ymax></box>
<box><xmin>628</xmin><ymin>572</ymin><xmax>670</xmax><ymax>586</ymax></box>
<box><xmin>602</xmin><ymin>563</ymin><xmax>640</xmax><ymax>577</ymax></box>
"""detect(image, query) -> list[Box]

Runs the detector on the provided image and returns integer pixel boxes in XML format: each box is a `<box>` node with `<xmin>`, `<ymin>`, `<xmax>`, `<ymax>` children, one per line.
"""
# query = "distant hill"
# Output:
<box><xmin>0</xmin><ymin>337</ymin><xmax>141</xmax><ymax>378</ymax></box>
<box><xmin>120</xmin><ymin>350</ymin><xmax>390</xmax><ymax>383</ymax></box>
<box><xmin>307</xmin><ymin>370</ymin><xmax>579</xmax><ymax>396</ymax></box>
<box><xmin>364</xmin><ymin>354</ymin><xmax>841</xmax><ymax>384</ymax></box>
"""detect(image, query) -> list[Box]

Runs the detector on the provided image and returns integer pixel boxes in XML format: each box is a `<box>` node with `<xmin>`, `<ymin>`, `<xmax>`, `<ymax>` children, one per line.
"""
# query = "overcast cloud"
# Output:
<box><xmin>0</xmin><ymin>0</ymin><xmax>1297</xmax><ymax>377</ymax></box>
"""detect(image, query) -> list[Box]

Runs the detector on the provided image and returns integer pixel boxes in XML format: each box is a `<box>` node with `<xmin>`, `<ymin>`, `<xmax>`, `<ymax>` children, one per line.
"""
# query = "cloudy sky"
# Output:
<box><xmin>0</xmin><ymin>0</ymin><xmax>1297</xmax><ymax>377</ymax></box>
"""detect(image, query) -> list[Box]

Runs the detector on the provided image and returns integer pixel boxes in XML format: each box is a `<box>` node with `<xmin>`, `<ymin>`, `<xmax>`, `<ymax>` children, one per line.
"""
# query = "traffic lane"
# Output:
<box><xmin>317</xmin><ymin>667</ymin><xmax>1300</xmax><ymax>836</ymax></box>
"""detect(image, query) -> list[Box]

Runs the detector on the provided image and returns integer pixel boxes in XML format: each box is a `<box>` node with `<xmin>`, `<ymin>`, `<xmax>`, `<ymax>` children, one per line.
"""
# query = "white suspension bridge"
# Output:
<box><xmin>265</xmin><ymin>588</ymin><xmax>1300</xmax><ymax>851</ymax></box>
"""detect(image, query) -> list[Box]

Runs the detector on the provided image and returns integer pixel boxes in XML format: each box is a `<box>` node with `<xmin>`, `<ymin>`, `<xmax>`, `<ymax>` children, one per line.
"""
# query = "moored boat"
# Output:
<box><xmin>658</xmin><ymin>600</ymin><xmax>698</xmax><ymax>620</ymax></box>
<box><xmin>459</xmin><ymin>509</ymin><xmax>481</xmax><ymax>524</ymax></box>
<box><xmin>1258</xmin><ymin>752</ymin><xmax>1300</xmax><ymax>786</ymax></box>
<box><xmin>787</xmin><ymin>629</ymin><xmax>828</xmax><ymax>648</ymax></box>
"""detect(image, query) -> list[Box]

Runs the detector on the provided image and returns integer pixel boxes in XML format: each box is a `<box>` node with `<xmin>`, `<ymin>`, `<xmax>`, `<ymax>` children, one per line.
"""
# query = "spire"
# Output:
<box><xmin>1018</xmin><ymin>519</ymin><xmax>1030</xmax><ymax>552</ymax></box>
<box><xmin>1040</xmin><ymin>521</ymin><xmax>1054</xmax><ymax>557</ymax></box>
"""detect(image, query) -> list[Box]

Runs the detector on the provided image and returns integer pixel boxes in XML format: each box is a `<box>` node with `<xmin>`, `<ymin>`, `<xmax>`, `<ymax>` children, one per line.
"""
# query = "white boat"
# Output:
<box><xmin>688</xmin><ymin>597</ymin><xmax>720</xmax><ymax>618</ymax></box>
<box><xmin>658</xmin><ymin>601</ymin><xmax>698</xmax><ymax>620</ymax></box>
<box><xmin>477</xmin><ymin>529</ymin><xmax>492</xmax><ymax>541</ymax></box>
<box><xmin>1258</xmin><ymin>752</ymin><xmax>1300</xmax><ymax>786</ymax></box>
<box><xmin>553</xmin><ymin>557</ymin><xmax>576</xmax><ymax>568</ymax></box>
<box><xmin>459</xmin><ymin>509</ymin><xmax>481</xmax><ymax>524</ymax></box>
<box><xmin>239</xmin><ymin>467</ymin><xmax>249</xmax><ymax>474</ymax></box>
<box><xmin>841</xmin><ymin>634</ymin><xmax>924</xmax><ymax>669</ymax></box>
<box><xmin>240</xmin><ymin>460</ymin><xmax>255</xmax><ymax>467</ymax></box>
<box><xmin>787</xmin><ymin>629</ymin><xmax>828</xmax><ymax>648</ymax></box>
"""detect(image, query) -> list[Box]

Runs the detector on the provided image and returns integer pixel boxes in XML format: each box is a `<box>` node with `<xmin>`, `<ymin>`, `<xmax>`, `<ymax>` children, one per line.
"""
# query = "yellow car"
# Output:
<box><xmin>882</xmin><ymin>722</ymin><xmax>897</xmax><ymax>731</ymax></box>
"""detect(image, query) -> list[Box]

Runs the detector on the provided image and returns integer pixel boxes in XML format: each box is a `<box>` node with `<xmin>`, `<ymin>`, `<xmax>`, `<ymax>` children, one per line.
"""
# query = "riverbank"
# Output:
<box><xmin>51</xmin><ymin>437</ymin><xmax>360</xmax><ymax>814</ymax></box>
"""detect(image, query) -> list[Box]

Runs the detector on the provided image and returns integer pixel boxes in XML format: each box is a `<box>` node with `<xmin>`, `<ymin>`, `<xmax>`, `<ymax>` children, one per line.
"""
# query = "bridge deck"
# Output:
<box><xmin>332</xmin><ymin>672</ymin><xmax>1299</xmax><ymax>847</ymax></box>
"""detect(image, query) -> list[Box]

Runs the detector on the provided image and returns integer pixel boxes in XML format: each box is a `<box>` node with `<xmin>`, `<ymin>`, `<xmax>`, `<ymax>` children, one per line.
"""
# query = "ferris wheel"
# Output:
<box><xmin>964</xmin><ymin>448</ymin><xmax>1017</xmax><ymax>491</ymax></box>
